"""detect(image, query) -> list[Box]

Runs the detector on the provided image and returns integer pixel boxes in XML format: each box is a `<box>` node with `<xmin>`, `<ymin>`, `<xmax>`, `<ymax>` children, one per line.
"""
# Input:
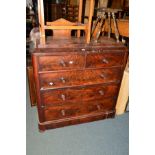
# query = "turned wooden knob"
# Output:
<box><xmin>102</xmin><ymin>58</ymin><xmax>109</xmax><ymax>64</ymax></box>
<box><xmin>60</xmin><ymin>60</ymin><xmax>66</xmax><ymax>67</ymax></box>
<box><xmin>100</xmin><ymin>73</ymin><xmax>106</xmax><ymax>79</ymax></box>
<box><xmin>97</xmin><ymin>105</ymin><xmax>101</xmax><ymax>110</ymax></box>
<box><xmin>99</xmin><ymin>90</ymin><xmax>104</xmax><ymax>95</ymax></box>
<box><xmin>60</xmin><ymin>77</ymin><xmax>66</xmax><ymax>83</ymax></box>
<box><xmin>61</xmin><ymin>110</ymin><xmax>65</xmax><ymax>116</ymax></box>
<box><xmin>61</xmin><ymin>94</ymin><xmax>66</xmax><ymax>101</ymax></box>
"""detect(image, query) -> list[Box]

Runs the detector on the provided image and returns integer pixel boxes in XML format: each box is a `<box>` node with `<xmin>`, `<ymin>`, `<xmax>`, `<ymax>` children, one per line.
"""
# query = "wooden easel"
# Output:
<box><xmin>37</xmin><ymin>0</ymin><xmax>95</xmax><ymax>45</ymax></box>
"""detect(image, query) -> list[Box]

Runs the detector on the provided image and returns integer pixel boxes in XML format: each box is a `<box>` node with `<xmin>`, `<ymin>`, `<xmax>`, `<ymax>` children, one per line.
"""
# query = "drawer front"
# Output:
<box><xmin>82</xmin><ymin>84</ymin><xmax>119</xmax><ymax>102</ymax></box>
<box><xmin>41</xmin><ymin>87</ymin><xmax>82</xmax><ymax>106</ymax></box>
<box><xmin>39</xmin><ymin>68</ymin><xmax>122</xmax><ymax>90</ymax></box>
<box><xmin>41</xmin><ymin>84</ymin><xmax>119</xmax><ymax>106</ymax></box>
<box><xmin>38</xmin><ymin>55</ymin><xmax>85</xmax><ymax>71</ymax></box>
<box><xmin>44</xmin><ymin>98</ymin><xmax>116</xmax><ymax>121</ymax></box>
<box><xmin>86</xmin><ymin>53</ymin><xmax>124</xmax><ymax>68</ymax></box>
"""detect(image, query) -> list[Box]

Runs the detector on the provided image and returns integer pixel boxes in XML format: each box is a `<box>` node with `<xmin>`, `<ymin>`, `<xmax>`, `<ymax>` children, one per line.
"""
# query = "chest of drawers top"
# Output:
<box><xmin>34</xmin><ymin>37</ymin><xmax>128</xmax><ymax>54</ymax></box>
<box><xmin>32</xmin><ymin>37</ymin><xmax>128</xmax><ymax>72</ymax></box>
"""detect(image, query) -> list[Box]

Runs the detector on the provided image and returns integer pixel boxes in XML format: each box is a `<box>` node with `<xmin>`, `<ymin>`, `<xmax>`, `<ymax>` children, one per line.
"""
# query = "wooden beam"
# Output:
<box><xmin>86</xmin><ymin>0</ymin><xmax>95</xmax><ymax>43</ymax></box>
<box><xmin>116</xmin><ymin>60</ymin><xmax>129</xmax><ymax>115</ymax></box>
<box><xmin>46</xmin><ymin>18</ymin><xmax>77</xmax><ymax>26</ymax></box>
<box><xmin>44</xmin><ymin>25</ymin><xmax>87</xmax><ymax>30</ymax></box>
<box><xmin>38</xmin><ymin>0</ymin><xmax>45</xmax><ymax>45</ymax></box>
<box><xmin>77</xmin><ymin>0</ymin><xmax>83</xmax><ymax>37</ymax></box>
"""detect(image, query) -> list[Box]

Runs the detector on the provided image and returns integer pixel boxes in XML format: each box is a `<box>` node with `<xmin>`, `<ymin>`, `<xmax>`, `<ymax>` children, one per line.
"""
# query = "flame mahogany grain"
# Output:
<box><xmin>32</xmin><ymin>37</ymin><xmax>128</xmax><ymax>131</ymax></box>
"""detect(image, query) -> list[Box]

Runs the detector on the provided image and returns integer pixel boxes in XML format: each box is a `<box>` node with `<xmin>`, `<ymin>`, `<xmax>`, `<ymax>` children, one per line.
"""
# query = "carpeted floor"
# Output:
<box><xmin>26</xmin><ymin>80</ymin><xmax>129</xmax><ymax>155</ymax></box>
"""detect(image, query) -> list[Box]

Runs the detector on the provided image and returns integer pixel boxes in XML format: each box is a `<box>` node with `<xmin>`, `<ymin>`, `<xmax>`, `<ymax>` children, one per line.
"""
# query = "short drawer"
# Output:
<box><xmin>44</xmin><ymin>98</ymin><xmax>116</xmax><ymax>121</ymax></box>
<box><xmin>39</xmin><ymin>68</ymin><xmax>122</xmax><ymax>90</ymax></box>
<box><xmin>86</xmin><ymin>52</ymin><xmax>124</xmax><ymax>68</ymax></box>
<box><xmin>40</xmin><ymin>84</ymin><xmax>119</xmax><ymax>106</ymax></box>
<box><xmin>38</xmin><ymin>55</ymin><xmax>85</xmax><ymax>71</ymax></box>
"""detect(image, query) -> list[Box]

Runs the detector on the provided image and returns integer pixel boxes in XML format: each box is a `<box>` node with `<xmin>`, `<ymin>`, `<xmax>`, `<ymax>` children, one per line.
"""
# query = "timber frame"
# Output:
<box><xmin>37</xmin><ymin>0</ymin><xmax>95</xmax><ymax>45</ymax></box>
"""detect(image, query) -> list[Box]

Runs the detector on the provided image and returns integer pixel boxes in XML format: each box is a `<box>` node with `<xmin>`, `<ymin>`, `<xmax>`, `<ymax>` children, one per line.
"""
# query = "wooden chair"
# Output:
<box><xmin>37</xmin><ymin>0</ymin><xmax>95</xmax><ymax>45</ymax></box>
<box><xmin>46</xmin><ymin>18</ymin><xmax>78</xmax><ymax>39</ymax></box>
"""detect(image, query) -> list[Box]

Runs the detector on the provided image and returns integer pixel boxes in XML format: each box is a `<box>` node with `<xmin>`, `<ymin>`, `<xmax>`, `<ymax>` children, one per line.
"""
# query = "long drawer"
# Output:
<box><xmin>44</xmin><ymin>97</ymin><xmax>116</xmax><ymax>121</ymax></box>
<box><xmin>39</xmin><ymin>68</ymin><xmax>122</xmax><ymax>90</ymax></box>
<box><xmin>40</xmin><ymin>84</ymin><xmax>119</xmax><ymax>106</ymax></box>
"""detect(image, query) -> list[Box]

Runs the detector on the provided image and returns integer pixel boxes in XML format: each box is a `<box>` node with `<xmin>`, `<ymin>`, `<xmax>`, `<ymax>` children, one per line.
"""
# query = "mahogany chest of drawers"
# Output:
<box><xmin>32</xmin><ymin>37</ymin><xmax>128</xmax><ymax>131</ymax></box>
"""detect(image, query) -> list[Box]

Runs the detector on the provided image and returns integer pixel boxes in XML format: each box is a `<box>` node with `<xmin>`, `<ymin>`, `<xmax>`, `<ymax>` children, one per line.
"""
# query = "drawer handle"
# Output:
<box><xmin>97</xmin><ymin>105</ymin><xmax>101</xmax><ymax>110</ymax></box>
<box><xmin>60</xmin><ymin>77</ymin><xmax>66</xmax><ymax>83</ymax></box>
<box><xmin>60</xmin><ymin>60</ymin><xmax>66</xmax><ymax>67</ymax></box>
<box><xmin>81</xmin><ymin>48</ymin><xmax>85</xmax><ymax>51</ymax></box>
<box><xmin>61</xmin><ymin>94</ymin><xmax>66</xmax><ymax>101</ymax></box>
<box><xmin>100</xmin><ymin>73</ymin><xmax>106</xmax><ymax>79</ymax></box>
<box><xmin>102</xmin><ymin>58</ymin><xmax>109</xmax><ymax>64</ymax></box>
<box><xmin>99</xmin><ymin>90</ymin><xmax>104</xmax><ymax>95</ymax></box>
<box><xmin>61</xmin><ymin>110</ymin><xmax>65</xmax><ymax>116</ymax></box>
<box><xmin>49</xmin><ymin>82</ymin><xmax>54</xmax><ymax>86</ymax></box>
